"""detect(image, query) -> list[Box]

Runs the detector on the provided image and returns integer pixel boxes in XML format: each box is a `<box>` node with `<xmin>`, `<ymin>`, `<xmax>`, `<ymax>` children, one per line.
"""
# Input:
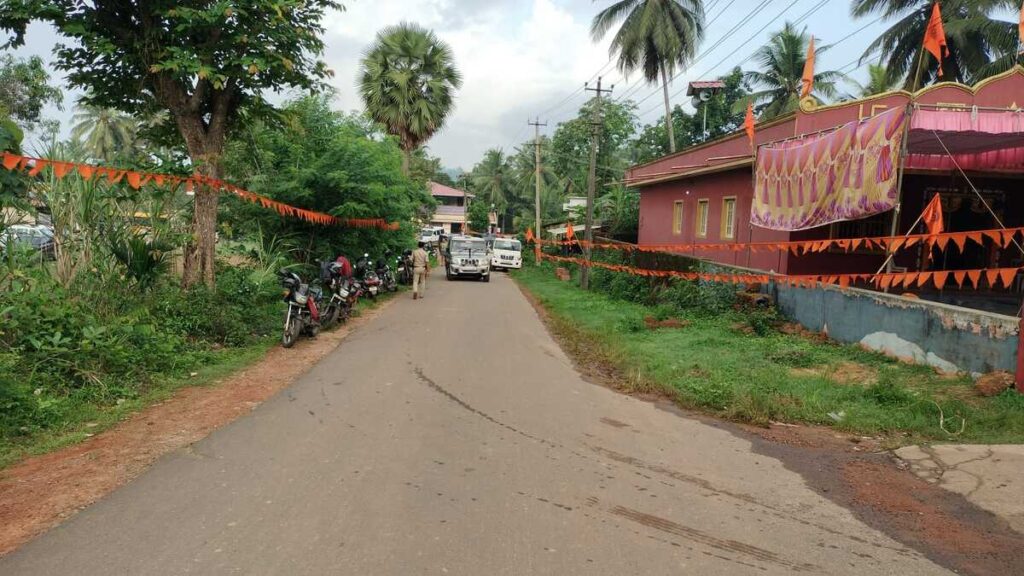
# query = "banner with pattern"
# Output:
<box><xmin>751</xmin><ymin>107</ymin><xmax>906</xmax><ymax>231</ymax></box>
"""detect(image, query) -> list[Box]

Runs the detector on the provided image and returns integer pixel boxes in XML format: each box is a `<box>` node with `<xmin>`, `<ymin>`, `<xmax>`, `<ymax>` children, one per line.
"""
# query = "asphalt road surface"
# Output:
<box><xmin>0</xmin><ymin>271</ymin><xmax>951</xmax><ymax>575</ymax></box>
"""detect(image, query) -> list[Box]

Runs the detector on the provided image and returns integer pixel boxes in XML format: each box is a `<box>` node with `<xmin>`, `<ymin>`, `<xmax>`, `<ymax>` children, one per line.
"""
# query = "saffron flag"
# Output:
<box><xmin>1019</xmin><ymin>1</ymin><xmax>1024</xmax><ymax>52</ymax></box>
<box><xmin>744</xmin><ymin>102</ymin><xmax>756</xmax><ymax>149</ymax></box>
<box><xmin>921</xmin><ymin>194</ymin><xmax>944</xmax><ymax>236</ymax></box>
<box><xmin>923</xmin><ymin>2</ymin><xmax>949</xmax><ymax>77</ymax></box>
<box><xmin>525</xmin><ymin>227</ymin><xmax>535</xmax><ymax>243</ymax></box>
<box><xmin>564</xmin><ymin>222</ymin><xmax>575</xmax><ymax>242</ymax></box>
<box><xmin>801</xmin><ymin>36</ymin><xmax>815</xmax><ymax>99</ymax></box>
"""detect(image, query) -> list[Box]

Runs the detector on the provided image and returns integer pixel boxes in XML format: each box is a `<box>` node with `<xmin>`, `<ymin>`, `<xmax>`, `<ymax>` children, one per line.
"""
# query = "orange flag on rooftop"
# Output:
<box><xmin>921</xmin><ymin>194</ymin><xmax>943</xmax><ymax>236</ymax></box>
<box><xmin>744</xmin><ymin>102</ymin><xmax>756</xmax><ymax>149</ymax></box>
<box><xmin>923</xmin><ymin>2</ymin><xmax>949</xmax><ymax>77</ymax></box>
<box><xmin>800</xmin><ymin>35</ymin><xmax>815</xmax><ymax>98</ymax></box>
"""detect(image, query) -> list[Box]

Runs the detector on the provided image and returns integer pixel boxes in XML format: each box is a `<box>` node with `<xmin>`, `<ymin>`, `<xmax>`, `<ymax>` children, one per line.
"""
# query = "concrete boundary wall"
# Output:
<box><xmin>768</xmin><ymin>281</ymin><xmax>1019</xmax><ymax>374</ymax></box>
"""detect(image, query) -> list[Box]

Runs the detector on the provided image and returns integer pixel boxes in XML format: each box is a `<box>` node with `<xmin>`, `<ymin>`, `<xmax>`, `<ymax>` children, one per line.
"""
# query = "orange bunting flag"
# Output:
<box><xmin>921</xmin><ymin>194</ymin><xmax>943</xmax><ymax>236</ymax></box>
<box><xmin>923</xmin><ymin>1</ymin><xmax>949</xmax><ymax>77</ymax></box>
<box><xmin>2</xmin><ymin>152</ymin><xmax>21</xmax><ymax>170</ymax></box>
<box><xmin>744</xmin><ymin>102</ymin><xmax>756</xmax><ymax>149</ymax></box>
<box><xmin>999</xmin><ymin>268</ymin><xmax>1017</xmax><ymax>288</ymax></box>
<box><xmin>932</xmin><ymin>271</ymin><xmax>949</xmax><ymax>289</ymax></box>
<box><xmin>564</xmin><ymin>223</ymin><xmax>575</xmax><ymax>242</ymax></box>
<box><xmin>801</xmin><ymin>35</ymin><xmax>815</xmax><ymax>99</ymax></box>
<box><xmin>525</xmin><ymin>227</ymin><xmax>535</xmax><ymax>243</ymax></box>
<box><xmin>1019</xmin><ymin>0</ymin><xmax>1024</xmax><ymax>52</ymax></box>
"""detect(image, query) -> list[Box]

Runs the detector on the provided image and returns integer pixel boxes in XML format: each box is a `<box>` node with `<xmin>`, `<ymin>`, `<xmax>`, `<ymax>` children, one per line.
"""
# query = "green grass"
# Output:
<box><xmin>513</xmin><ymin>265</ymin><xmax>1024</xmax><ymax>445</ymax></box>
<box><xmin>0</xmin><ymin>338</ymin><xmax>276</xmax><ymax>469</ymax></box>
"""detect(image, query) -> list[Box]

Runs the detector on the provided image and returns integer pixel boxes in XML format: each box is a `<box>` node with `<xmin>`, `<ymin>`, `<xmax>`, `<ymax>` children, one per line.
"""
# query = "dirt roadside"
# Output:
<box><xmin>515</xmin><ymin>279</ymin><xmax>1024</xmax><ymax>576</ymax></box>
<box><xmin>0</xmin><ymin>301</ymin><xmax>391</xmax><ymax>557</ymax></box>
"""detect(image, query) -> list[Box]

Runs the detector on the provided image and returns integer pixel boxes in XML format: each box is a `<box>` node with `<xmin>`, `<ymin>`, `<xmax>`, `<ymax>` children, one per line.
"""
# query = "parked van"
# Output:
<box><xmin>490</xmin><ymin>237</ymin><xmax>522</xmax><ymax>270</ymax></box>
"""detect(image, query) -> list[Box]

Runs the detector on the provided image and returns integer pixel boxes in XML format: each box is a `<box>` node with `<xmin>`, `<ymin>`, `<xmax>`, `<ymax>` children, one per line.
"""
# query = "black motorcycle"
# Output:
<box><xmin>319</xmin><ymin>260</ymin><xmax>353</xmax><ymax>326</ymax></box>
<box><xmin>397</xmin><ymin>249</ymin><xmax>413</xmax><ymax>285</ymax></box>
<box><xmin>278</xmin><ymin>269</ymin><xmax>323</xmax><ymax>348</ymax></box>
<box><xmin>355</xmin><ymin>253</ymin><xmax>381</xmax><ymax>299</ymax></box>
<box><xmin>376</xmin><ymin>249</ymin><xmax>399</xmax><ymax>293</ymax></box>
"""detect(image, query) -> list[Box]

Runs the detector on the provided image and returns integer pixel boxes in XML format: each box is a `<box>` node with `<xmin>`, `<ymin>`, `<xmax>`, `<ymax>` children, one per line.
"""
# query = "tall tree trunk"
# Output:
<box><xmin>401</xmin><ymin>148</ymin><xmax>411</xmax><ymax>176</ymax></box>
<box><xmin>176</xmin><ymin>115</ymin><xmax>224</xmax><ymax>289</ymax></box>
<box><xmin>661</xmin><ymin>66</ymin><xmax>676</xmax><ymax>154</ymax></box>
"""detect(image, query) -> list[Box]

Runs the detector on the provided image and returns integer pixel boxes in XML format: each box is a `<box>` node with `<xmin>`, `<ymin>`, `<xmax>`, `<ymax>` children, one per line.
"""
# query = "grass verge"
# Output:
<box><xmin>513</xmin><ymin>264</ymin><xmax>1024</xmax><ymax>445</ymax></box>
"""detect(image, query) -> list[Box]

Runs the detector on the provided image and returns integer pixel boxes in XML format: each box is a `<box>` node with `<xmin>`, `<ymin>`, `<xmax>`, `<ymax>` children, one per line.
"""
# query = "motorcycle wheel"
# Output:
<box><xmin>324</xmin><ymin>305</ymin><xmax>340</xmax><ymax>326</ymax></box>
<box><xmin>282</xmin><ymin>319</ymin><xmax>301</xmax><ymax>348</ymax></box>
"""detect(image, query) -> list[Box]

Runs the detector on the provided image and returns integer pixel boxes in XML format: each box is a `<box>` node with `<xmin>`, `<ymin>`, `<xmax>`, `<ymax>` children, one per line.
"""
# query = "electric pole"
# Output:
<box><xmin>581</xmin><ymin>76</ymin><xmax>613</xmax><ymax>290</ymax></box>
<box><xmin>528</xmin><ymin>117</ymin><xmax>547</xmax><ymax>265</ymax></box>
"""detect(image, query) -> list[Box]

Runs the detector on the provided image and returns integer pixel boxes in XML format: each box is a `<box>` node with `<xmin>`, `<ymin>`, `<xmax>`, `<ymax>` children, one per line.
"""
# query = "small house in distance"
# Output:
<box><xmin>428</xmin><ymin>181</ymin><xmax>474</xmax><ymax>234</ymax></box>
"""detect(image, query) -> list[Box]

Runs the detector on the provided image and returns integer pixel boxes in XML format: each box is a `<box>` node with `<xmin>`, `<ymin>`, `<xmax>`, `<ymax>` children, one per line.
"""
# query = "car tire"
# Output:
<box><xmin>483</xmin><ymin>273</ymin><xmax>490</xmax><ymax>283</ymax></box>
<box><xmin>446</xmin><ymin>268</ymin><xmax>453</xmax><ymax>281</ymax></box>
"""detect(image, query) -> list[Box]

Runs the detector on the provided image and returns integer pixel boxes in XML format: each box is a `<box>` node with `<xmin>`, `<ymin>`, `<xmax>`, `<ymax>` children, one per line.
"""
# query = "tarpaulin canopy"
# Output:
<box><xmin>751</xmin><ymin>107</ymin><xmax>907</xmax><ymax>231</ymax></box>
<box><xmin>906</xmin><ymin>107</ymin><xmax>1024</xmax><ymax>171</ymax></box>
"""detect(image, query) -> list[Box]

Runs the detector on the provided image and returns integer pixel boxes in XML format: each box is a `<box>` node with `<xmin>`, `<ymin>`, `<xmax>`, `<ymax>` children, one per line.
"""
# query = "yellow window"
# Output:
<box><xmin>696</xmin><ymin>199</ymin><xmax>709</xmax><ymax>238</ymax></box>
<box><xmin>721</xmin><ymin>197</ymin><xmax>737</xmax><ymax>239</ymax></box>
<box><xmin>672</xmin><ymin>201</ymin><xmax>684</xmax><ymax>235</ymax></box>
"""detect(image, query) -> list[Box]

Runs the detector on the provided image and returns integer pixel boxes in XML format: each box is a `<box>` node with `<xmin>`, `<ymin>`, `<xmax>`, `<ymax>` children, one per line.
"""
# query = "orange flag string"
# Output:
<box><xmin>0</xmin><ymin>151</ymin><xmax>400</xmax><ymax>231</ymax></box>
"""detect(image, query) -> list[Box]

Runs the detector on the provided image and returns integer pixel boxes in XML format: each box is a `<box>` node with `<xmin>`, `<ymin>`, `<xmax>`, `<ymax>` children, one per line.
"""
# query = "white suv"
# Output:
<box><xmin>490</xmin><ymin>238</ymin><xmax>522</xmax><ymax>270</ymax></box>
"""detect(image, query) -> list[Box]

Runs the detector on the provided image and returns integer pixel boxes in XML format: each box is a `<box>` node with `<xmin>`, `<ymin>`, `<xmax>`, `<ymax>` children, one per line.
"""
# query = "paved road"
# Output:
<box><xmin>1</xmin><ymin>271</ymin><xmax>950</xmax><ymax>575</ymax></box>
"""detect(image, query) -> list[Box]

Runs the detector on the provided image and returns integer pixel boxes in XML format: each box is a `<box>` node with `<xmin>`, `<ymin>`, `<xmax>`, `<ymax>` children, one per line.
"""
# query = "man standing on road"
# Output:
<box><xmin>412</xmin><ymin>241</ymin><xmax>430</xmax><ymax>300</ymax></box>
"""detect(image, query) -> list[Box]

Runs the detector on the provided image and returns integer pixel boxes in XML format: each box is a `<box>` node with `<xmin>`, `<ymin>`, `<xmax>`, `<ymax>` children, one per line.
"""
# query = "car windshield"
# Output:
<box><xmin>450</xmin><ymin>239</ymin><xmax>486</xmax><ymax>253</ymax></box>
<box><xmin>493</xmin><ymin>239</ymin><xmax>521</xmax><ymax>251</ymax></box>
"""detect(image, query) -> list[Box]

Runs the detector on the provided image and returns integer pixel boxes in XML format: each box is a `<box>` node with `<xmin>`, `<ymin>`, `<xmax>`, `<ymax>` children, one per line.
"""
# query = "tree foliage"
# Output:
<box><xmin>0</xmin><ymin>54</ymin><xmax>62</xmax><ymax>131</ymax></box>
<box><xmin>738</xmin><ymin>22</ymin><xmax>845</xmax><ymax>119</ymax></box>
<box><xmin>551</xmin><ymin>98</ymin><xmax>638</xmax><ymax>196</ymax></box>
<box><xmin>222</xmin><ymin>94</ymin><xmax>428</xmax><ymax>262</ymax></box>
<box><xmin>359</xmin><ymin>22</ymin><xmax>462</xmax><ymax>175</ymax></box>
<box><xmin>852</xmin><ymin>0</ymin><xmax>1020</xmax><ymax>90</ymax></box>
<box><xmin>1</xmin><ymin>0</ymin><xmax>342</xmax><ymax>287</ymax></box>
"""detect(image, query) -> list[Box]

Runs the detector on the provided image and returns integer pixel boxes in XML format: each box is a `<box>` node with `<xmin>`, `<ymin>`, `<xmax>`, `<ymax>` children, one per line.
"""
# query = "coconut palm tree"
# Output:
<box><xmin>359</xmin><ymin>23</ymin><xmax>462</xmax><ymax>175</ymax></box>
<box><xmin>738</xmin><ymin>23</ymin><xmax>845</xmax><ymax>119</ymax></box>
<box><xmin>851</xmin><ymin>63</ymin><xmax>901</xmax><ymax>97</ymax></box>
<box><xmin>70</xmin><ymin>104</ymin><xmax>138</xmax><ymax>162</ymax></box>
<box><xmin>852</xmin><ymin>0</ymin><xmax>1019</xmax><ymax>90</ymax></box>
<box><xmin>471</xmin><ymin>148</ymin><xmax>512</xmax><ymax>208</ymax></box>
<box><xmin>591</xmin><ymin>0</ymin><xmax>705</xmax><ymax>154</ymax></box>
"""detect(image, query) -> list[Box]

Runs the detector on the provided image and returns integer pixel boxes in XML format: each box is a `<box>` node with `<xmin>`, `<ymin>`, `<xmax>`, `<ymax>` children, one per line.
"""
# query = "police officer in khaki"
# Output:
<box><xmin>412</xmin><ymin>241</ymin><xmax>430</xmax><ymax>300</ymax></box>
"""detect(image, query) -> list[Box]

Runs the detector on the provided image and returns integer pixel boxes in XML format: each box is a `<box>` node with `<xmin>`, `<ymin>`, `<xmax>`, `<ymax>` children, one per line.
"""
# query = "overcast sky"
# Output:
<box><xmin>9</xmin><ymin>0</ymin><xmax>899</xmax><ymax>171</ymax></box>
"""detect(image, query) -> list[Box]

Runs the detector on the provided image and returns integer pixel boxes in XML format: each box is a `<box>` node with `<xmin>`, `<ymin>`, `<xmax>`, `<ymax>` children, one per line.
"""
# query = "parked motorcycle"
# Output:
<box><xmin>376</xmin><ymin>249</ymin><xmax>398</xmax><ymax>293</ymax></box>
<box><xmin>398</xmin><ymin>249</ymin><xmax>413</xmax><ymax>285</ymax></box>
<box><xmin>319</xmin><ymin>260</ymin><xmax>353</xmax><ymax>326</ymax></box>
<box><xmin>355</xmin><ymin>253</ymin><xmax>381</xmax><ymax>299</ymax></box>
<box><xmin>278</xmin><ymin>269</ymin><xmax>323</xmax><ymax>348</ymax></box>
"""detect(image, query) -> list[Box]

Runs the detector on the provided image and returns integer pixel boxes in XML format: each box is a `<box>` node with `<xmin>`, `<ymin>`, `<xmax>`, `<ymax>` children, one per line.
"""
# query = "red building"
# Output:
<box><xmin>627</xmin><ymin>67</ymin><xmax>1024</xmax><ymax>288</ymax></box>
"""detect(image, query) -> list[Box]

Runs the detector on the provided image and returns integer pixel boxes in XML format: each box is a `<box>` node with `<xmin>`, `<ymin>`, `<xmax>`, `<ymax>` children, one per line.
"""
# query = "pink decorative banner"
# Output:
<box><xmin>751</xmin><ymin>107</ymin><xmax>907</xmax><ymax>231</ymax></box>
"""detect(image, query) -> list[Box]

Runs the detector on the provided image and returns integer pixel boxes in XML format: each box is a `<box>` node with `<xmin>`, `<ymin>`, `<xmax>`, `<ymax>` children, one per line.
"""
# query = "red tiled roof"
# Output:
<box><xmin>686</xmin><ymin>80</ymin><xmax>725</xmax><ymax>95</ymax></box>
<box><xmin>430</xmin><ymin>181</ymin><xmax>474</xmax><ymax>198</ymax></box>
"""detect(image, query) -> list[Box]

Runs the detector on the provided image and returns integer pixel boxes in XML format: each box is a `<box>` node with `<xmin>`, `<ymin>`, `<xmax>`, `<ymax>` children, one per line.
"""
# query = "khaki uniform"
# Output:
<box><xmin>412</xmin><ymin>247</ymin><xmax>429</xmax><ymax>296</ymax></box>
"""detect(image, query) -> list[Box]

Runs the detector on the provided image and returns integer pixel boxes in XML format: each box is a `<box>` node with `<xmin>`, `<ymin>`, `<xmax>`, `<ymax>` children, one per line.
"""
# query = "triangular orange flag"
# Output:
<box><xmin>1000</xmin><ymin>230</ymin><xmax>1016</xmax><ymax>248</ymax></box>
<box><xmin>77</xmin><ymin>164</ymin><xmax>94</xmax><ymax>179</ymax></box>
<box><xmin>889</xmin><ymin>237</ymin><xmax>906</xmax><ymax>252</ymax></box>
<box><xmin>967</xmin><ymin>270</ymin><xmax>981</xmax><ymax>288</ymax></box>
<box><xmin>998</xmin><ymin>268</ymin><xmax>1017</xmax><ymax>289</ymax></box>
<box><xmin>983</xmin><ymin>230</ymin><xmax>1001</xmax><ymax>244</ymax></box>
<box><xmin>52</xmin><ymin>162</ymin><xmax>70</xmax><ymax>179</ymax></box>
<box><xmin>905</xmin><ymin>236</ymin><xmax>920</xmax><ymax>248</ymax></box>
<box><xmin>525</xmin><ymin>227</ymin><xmax>535</xmax><ymax>243</ymax></box>
<box><xmin>28</xmin><ymin>160</ymin><xmax>47</xmax><ymax>177</ymax></box>
<box><xmin>953</xmin><ymin>270</ymin><xmax>966</xmax><ymax>288</ymax></box>
<box><xmin>850</xmin><ymin>238</ymin><xmax>863</xmax><ymax>251</ymax></box>
<box><xmin>985</xmin><ymin>269</ymin><xmax>1000</xmax><ymax>288</ymax></box>
<box><xmin>923</xmin><ymin>2</ymin><xmax>949</xmax><ymax>77</ymax></box>
<box><xmin>801</xmin><ymin>35</ymin><xmax>815</xmax><ymax>99</ymax></box>
<box><xmin>744</xmin><ymin>102</ymin><xmax>756</xmax><ymax>149</ymax></box>
<box><xmin>839</xmin><ymin>275</ymin><xmax>850</xmax><ymax>289</ymax></box>
<box><xmin>2</xmin><ymin>152</ymin><xmax>22</xmax><ymax>170</ymax></box>
<box><xmin>126</xmin><ymin>172</ymin><xmax>142</xmax><ymax>189</ymax></box>
<box><xmin>932</xmin><ymin>271</ymin><xmax>949</xmax><ymax>290</ymax></box>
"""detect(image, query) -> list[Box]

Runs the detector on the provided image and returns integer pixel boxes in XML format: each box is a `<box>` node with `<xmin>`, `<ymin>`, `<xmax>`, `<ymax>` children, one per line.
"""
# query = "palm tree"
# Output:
<box><xmin>738</xmin><ymin>23</ymin><xmax>845</xmax><ymax>119</ymax></box>
<box><xmin>70</xmin><ymin>104</ymin><xmax>138</xmax><ymax>162</ymax></box>
<box><xmin>852</xmin><ymin>0</ymin><xmax>1019</xmax><ymax>90</ymax></box>
<box><xmin>471</xmin><ymin>148</ymin><xmax>511</xmax><ymax>208</ymax></box>
<box><xmin>359</xmin><ymin>23</ymin><xmax>462</xmax><ymax>175</ymax></box>
<box><xmin>851</xmin><ymin>63</ymin><xmax>901</xmax><ymax>97</ymax></box>
<box><xmin>591</xmin><ymin>0</ymin><xmax>705</xmax><ymax>154</ymax></box>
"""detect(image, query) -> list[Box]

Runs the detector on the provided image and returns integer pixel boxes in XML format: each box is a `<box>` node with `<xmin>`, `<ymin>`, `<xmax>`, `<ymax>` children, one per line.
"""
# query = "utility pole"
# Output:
<box><xmin>528</xmin><ymin>117</ymin><xmax>547</xmax><ymax>265</ymax></box>
<box><xmin>581</xmin><ymin>76</ymin><xmax>613</xmax><ymax>290</ymax></box>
